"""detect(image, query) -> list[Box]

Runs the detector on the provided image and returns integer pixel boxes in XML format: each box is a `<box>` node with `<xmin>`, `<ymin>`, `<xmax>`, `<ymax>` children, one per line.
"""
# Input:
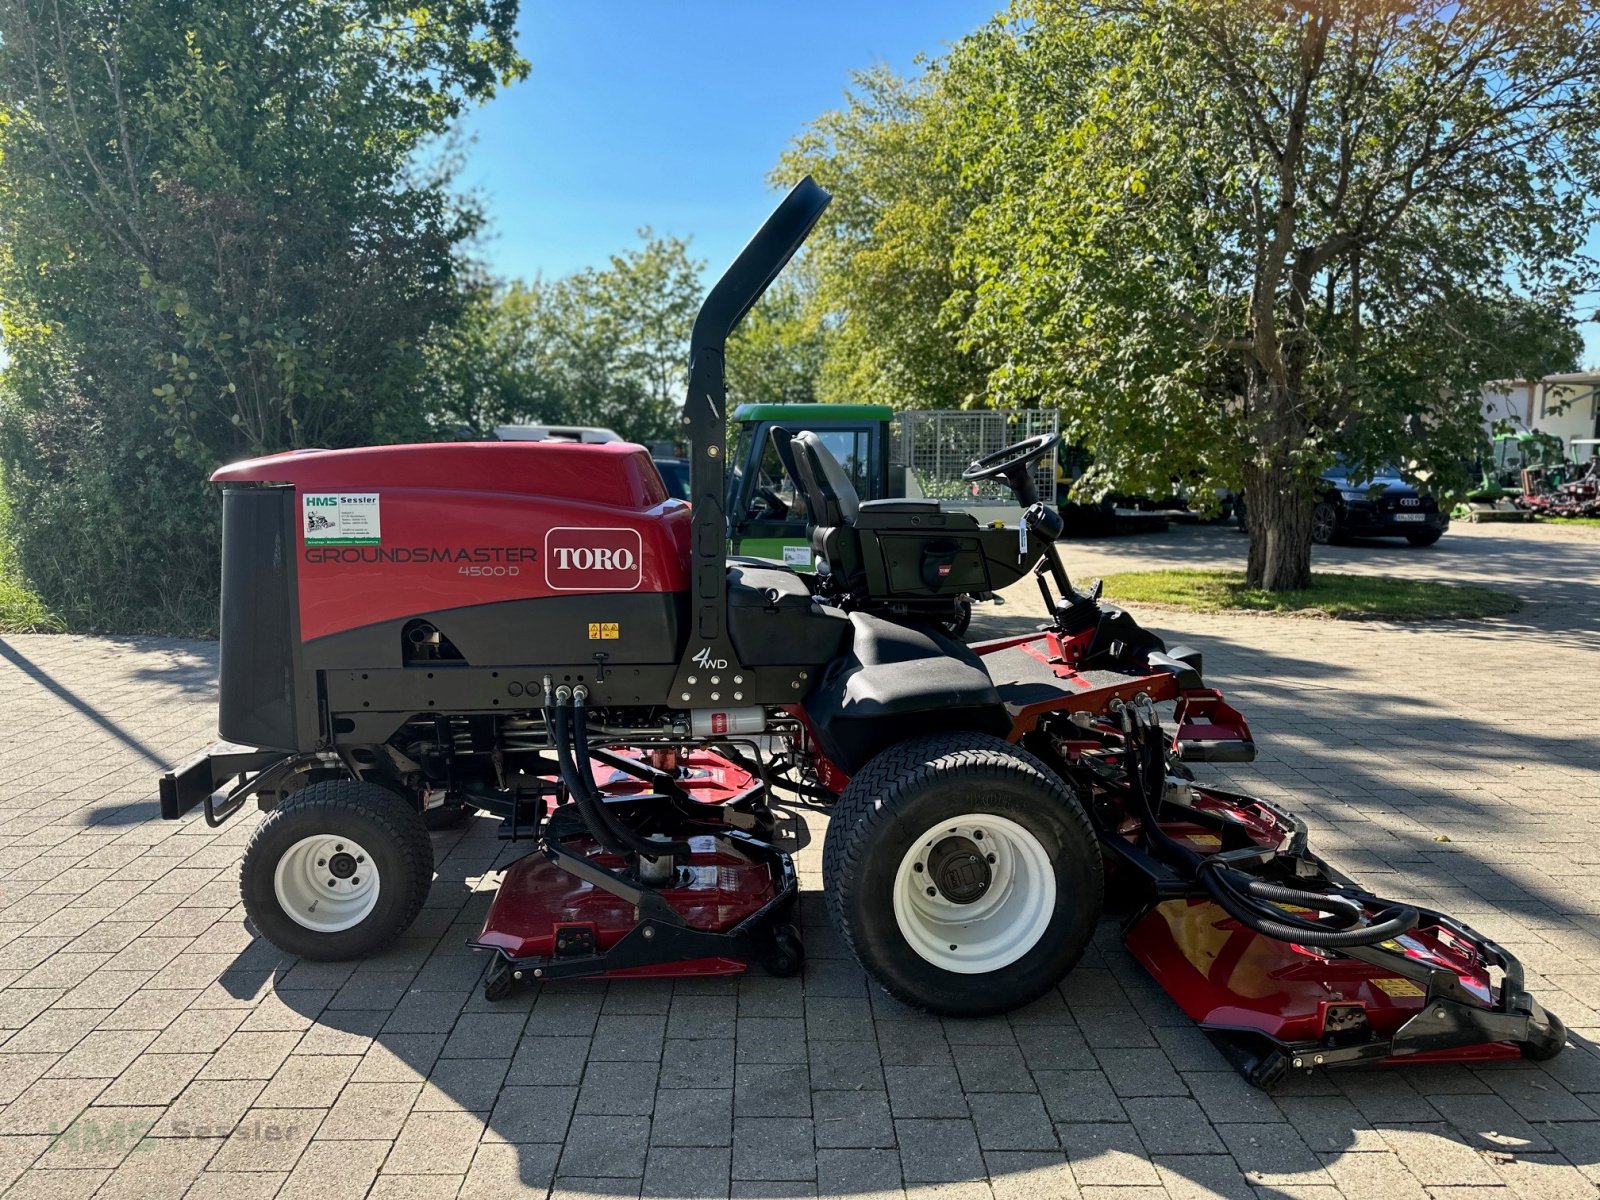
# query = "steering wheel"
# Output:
<box><xmin>964</xmin><ymin>431</ymin><xmax>1059</xmax><ymax>480</ymax></box>
<box><xmin>961</xmin><ymin>432</ymin><xmax>1059</xmax><ymax>482</ymax></box>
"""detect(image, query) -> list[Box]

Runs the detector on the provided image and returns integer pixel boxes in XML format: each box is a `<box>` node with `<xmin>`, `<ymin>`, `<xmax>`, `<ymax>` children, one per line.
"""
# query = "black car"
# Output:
<box><xmin>1314</xmin><ymin>462</ymin><xmax>1449</xmax><ymax>546</ymax></box>
<box><xmin>653</xmin><ymin>457</ymin><xmax>691</xmax><ymax>502</ymax></box>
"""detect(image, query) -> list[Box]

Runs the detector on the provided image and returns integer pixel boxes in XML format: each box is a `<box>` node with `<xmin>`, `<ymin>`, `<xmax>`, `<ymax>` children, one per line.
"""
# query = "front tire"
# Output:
<box><xmin>1311</xmin><ymin>501</ymin><xmax>1338</xmax><ymax>545</ymax></box>
<box><xmin>822</xmin><ymin>733</ymin><xmax>1102</xmax><ymax>1017</ymax></box>
<box><xmin>241</xmin><ymin>779</ymin><xmax>434</xmax><ymax>960</ymax></box>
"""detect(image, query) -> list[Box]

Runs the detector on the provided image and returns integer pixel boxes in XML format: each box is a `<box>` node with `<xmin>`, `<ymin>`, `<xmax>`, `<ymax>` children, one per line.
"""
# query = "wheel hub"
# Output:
<box><xmin>892</xmin><ymin>815</ymin><xmax>1057</xmax><ymax>975</ymax></box>
<box><xmin>273</xmin><ymin>834</ymin><xmax>380</xmax><ymax>933</ymax></box>
<box><xmin>928</xmin><ymin>836</ymin><xmax>990</xmax><ymax>904</ymax></box>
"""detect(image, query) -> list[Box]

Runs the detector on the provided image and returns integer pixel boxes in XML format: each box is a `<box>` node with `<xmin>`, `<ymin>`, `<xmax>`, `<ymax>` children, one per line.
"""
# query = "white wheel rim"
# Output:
<box><xmin>272</xmin><ymin>835</ymin><xmax>381</xmax><ymax>933</ymax></box>
<box><xmin>892</xmin><ymin>813</ymin><xmax>1056</xmax><ymax>975</ymax></box>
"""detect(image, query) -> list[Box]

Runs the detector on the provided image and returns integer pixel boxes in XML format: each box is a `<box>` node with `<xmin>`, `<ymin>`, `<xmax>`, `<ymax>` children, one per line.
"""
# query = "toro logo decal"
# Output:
<box><xmin>544</xmin><ymin>527</ymin><xmax>644</xmax><ymax>592</ymax></box>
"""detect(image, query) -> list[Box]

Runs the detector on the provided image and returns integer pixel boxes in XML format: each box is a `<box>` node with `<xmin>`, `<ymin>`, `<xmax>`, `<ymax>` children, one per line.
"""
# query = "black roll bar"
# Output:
<box><xmin>671</xmin><ymin>176</ymin><xmax>831</xmax><ymax>705</ymax></box>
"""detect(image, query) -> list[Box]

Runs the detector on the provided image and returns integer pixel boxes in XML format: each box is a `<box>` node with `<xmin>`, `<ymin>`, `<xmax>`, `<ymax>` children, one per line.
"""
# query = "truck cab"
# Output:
<box><xmin>726</xmin><ymin>403</ymin><xmax>895</xmax><ymax>569</ymax></box>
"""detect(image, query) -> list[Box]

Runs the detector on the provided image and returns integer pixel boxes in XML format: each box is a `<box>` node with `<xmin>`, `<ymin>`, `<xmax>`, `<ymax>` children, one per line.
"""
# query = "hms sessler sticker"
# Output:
<box><xmin>303</xmin><ymin>493</ymin><xmax>382</xmax><ymax>546</ymax></box>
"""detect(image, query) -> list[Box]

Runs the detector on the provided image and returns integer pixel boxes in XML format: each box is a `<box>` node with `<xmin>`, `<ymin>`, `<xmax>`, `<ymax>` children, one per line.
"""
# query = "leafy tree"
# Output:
<box><xmin>726</xmin><ymin>275</ymin><xmax>829</xmax><ymax>407</ymax></box>
<box><xmin>427</xmin><ymin>281</ymin><xmax>564</xmax><ymax>438</ymax></box>
<box><xmin>525</xmin><ymin>231</ymin><xmax>703</xmax><ymax>445</ymax></box>
<box><xmin>0</xmin><ymin>0</ymin><xmax>525</xmax><ymax>630</ymax></box>
<box><xmin>779</xmin><ymin>66</ymin><xmax>991</xmax><ymax>410</ymax></box>
<box><xmin>789</xmin><ymin>1</ymin><xmax>1600</xmax><ymax>587</ymax></box>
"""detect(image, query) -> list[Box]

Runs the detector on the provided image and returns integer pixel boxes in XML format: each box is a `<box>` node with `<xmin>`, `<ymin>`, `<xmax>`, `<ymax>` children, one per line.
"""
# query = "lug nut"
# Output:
<box><xmin>926</xmin><ymin>886</ymin><xmax>937</xmax><ymax>896</ymax></box>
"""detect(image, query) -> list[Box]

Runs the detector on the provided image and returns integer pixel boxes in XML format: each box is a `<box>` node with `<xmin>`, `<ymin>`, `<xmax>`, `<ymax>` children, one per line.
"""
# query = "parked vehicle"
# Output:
<box><xmin>160</xmin><ymin>176</ymin><xmax>1564</xmax><ymax>1086</ymax></box>
<box><xmin>653</xmin><ymin>457</ymin><xmax>691</xmax><ymax>502</ymax></box>
<box><xmin>1313</xmin><ymin>462</ymin><xmax>1449</xmax><ymax>546</ymax></box>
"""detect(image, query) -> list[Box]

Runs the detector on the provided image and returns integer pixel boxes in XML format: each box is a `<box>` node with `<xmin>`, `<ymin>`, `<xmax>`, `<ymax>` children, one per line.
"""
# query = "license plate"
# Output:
<box><xmin>1395</xmin><ymin>513</ymin><xmax>1426</xmax><ymax>522</ymax></box>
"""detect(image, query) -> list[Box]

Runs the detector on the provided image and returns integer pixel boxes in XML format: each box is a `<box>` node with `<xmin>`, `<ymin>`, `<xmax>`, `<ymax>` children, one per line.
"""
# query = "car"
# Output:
<box><xmin>1314</xmin><ymin>461</ymin><xmax>1449</xmax><ymax>546</ymax></box>
<box><xmin>653</xmin><ymin>456</ymin><xmax>691</xmax><ymax>502</ymax></box>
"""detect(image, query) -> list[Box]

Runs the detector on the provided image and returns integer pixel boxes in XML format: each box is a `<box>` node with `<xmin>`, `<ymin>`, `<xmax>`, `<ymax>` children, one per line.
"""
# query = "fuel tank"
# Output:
<box><xmin>211</xmin><ymin>441</ymin><xmax>693</xmax><ymax>712</ymax></box>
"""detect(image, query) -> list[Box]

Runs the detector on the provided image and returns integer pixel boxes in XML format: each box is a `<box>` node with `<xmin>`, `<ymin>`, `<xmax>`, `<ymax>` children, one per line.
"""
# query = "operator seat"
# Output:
<box><xmin>785</xmin><ymin>429</ymin><xmax>943</xmax><ymax>592</ymax></box>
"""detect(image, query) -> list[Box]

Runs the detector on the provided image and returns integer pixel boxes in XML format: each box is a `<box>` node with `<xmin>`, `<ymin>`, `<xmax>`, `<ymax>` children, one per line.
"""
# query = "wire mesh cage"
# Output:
<box><xmin>894</xmin><ymin>409</ymin><xmax>1059</xmax><ymax>507</ymax></box>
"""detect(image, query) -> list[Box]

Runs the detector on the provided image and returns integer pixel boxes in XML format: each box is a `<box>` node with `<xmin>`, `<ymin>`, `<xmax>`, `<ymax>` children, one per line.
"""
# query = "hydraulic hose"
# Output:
<box><xmin>1124</xmin><ymin>718</ymin><xmax>1420</xmax><ymax>948</ymax></box>
<box><xmin>547</xmin><ymin>702</ymin><xmax>630</xmax><ymax>857</ymax></box>
<box><xmin>570</xmin><ymin>697</ymin><xmax>691</xmax><ymax>859</ymax></box>
<box><xmin>1197</xmin><ymin>858</ymin><xmax>1420</xmax><ymax>947</ymax></box>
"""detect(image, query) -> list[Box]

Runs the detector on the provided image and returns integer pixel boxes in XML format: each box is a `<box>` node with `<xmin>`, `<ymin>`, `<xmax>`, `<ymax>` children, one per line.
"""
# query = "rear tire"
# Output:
<box><xmin>241</xmin><ymin>779</ymin><xmax>434</xmax><ymax>961</ymax></box>
<box><xmin>822</xmin><ymin>733</ymin><xmax>1102</xmax><ymax>1017</ymax></box>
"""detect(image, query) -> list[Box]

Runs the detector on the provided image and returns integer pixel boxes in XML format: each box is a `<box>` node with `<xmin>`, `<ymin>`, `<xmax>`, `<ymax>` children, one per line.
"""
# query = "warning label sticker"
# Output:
<box><xmin>303</xmin><ymin>493</ymin><xmax>382</xmax><ymax>546</ymax></box>
<box><xmin>1371</xmin><ymin>977</ymin><xmax>1425</xmax><ymax>998</ymax></box>
<box><xmin>588</xmin><ymin>622</ymin><xmax>620</xmax><ymax>640</ymax></box>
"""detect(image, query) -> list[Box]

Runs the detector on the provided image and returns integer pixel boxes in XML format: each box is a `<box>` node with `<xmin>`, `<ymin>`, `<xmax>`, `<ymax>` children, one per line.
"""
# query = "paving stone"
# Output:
<box><xmin>968</xmin><ymin>1092</ymin><xmax>1059</xmax><ymax>1152</ymax></box>
<box><xmin>1215</xmin><ymin>1123</ymin><xmax>1329</xmax><ymax>1189</ymax></box>
<box><xmin>807</xmin><ymin>1037</ymin><xmax>884</xmax><ymax>1091</ymax></box>
<box><xmin>460</xmin><ymin>1142</ymin><xmax>560</xmax><ymax>1199</ymax></box>
<box><xmin>814</xmin><ymin>1088</ymin><xmax>895</xmax><ymax>1148</ymax></box>
<box><xmin>1058</xmin><ymin>1122</ymin><xmax>1160</xmax><ymax>1187</ymax></box>
<box><xmin>579</xmin><ymin>1061</ymin><xmax>660</xmax><ymax>1116</ymax></box>
<box><xmin>659</xmin><ymin>1036</ymin><xmax>734</xmax><ymax>1089</ymax></box>
<box><xmin>1122</xmin><ymin>1097</ymin><xmax>1226</xmax><ymax>1155</ymax></box>
<box><xmin>1034</xmin><ymin>1070</ymin><xmax>1125</xmax><ymax>1124</ymax></box>
<box><xmin>650</xmin><ymin>1087</ymin><xmax>732</xmax><ymax>1148</ymax></box>
<box><xmin>312</xmin><ymin>1080</ymin><xmax>421</xmax><ymax>1140</ymax></box>
<box><xmin>277</xmin><ymin>1138</ymin><xmax>388</xmax><ymax>1199</ymax></box>
<box><xmin>558</xmin><ymin>1114</ymin><xmax>652</xmax><ymax>1178</ymax></box>
<box><xmin>984</xmin><ymin>1150</ymin><xmax>1074</xmax><ymax>1200</ymax></box>
<box><xmin>384</xmin><ymin>1110</ymin><xmax>488</xmax><ymax>1175</ymax></box>
<box><xmin>886</xmin><ymin>1064</ymin><xmax>971</xmax><ymax>1118</ymax></box>
<box><xmin>642</xmin><ymin>1144</ymin><xmax>731</xmax><ymax>1198</ymax></box>
<box><xmin>732</xmin><ymin>1116</ymin><xmax>816</xmax><ymax>1181</ymax></box>
<box><xmin>817</xmin><ymin>1146</ymin><xmax>902</xmax><ymax>1195</ymax></box>
<box><xmin>415</xmin><ymin>1054</ymin><xmax>510</xmax><ymax>1112</ymax></box>
<box><xmin>735</xmin><ymin>1062</ymin><xmax>810</xmax><ymax>1117</ymax></box>
<box><xmin>897</xmin><ymin>1117</ymin><xmax>986</xmax><ymax>1183</ymax></box>
<box><xmin>205</xmin><ymin>1108</ymin><xmax>321</xmax><ymax>1172</ymax></box>
<box><xmin>506</xmin><ymin>1034</ymin><xmax>593</xmax><ymax>1087</ymax></box>
<box><xmin>484</xmin><ymin>1084</ymin><xmax>579</xmax><ymax>1142</ymax></box>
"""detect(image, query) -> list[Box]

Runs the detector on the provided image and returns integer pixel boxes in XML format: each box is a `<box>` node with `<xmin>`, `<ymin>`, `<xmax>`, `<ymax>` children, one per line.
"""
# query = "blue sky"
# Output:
<box><xmin>456</xmin><ymin>0</ymin><xmax>995</xmax><ymax>283</ymax></box>
<box><xmin>457</xmin><ymin>1</ymin><xmax>1600</xmax><ymax>369</ymax></box>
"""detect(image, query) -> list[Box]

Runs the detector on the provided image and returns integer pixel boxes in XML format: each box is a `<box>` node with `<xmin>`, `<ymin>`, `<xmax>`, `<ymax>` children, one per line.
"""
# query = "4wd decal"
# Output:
<box><xmin>544</xmin><ymin>527</ymin><xmax>644</xmax><ymax>592</ymax></box>
<box><xmin>303</xmin><ymin>493</ymin><xmax>381</xmax><ymax>546</ymax></box>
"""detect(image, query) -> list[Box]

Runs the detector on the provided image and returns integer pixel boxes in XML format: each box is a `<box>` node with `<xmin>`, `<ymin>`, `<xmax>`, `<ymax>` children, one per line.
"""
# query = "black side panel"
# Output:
<box><xmin>804</xmin><ymin>613</ymin><xmax>1009</xmax><ymax>776</ymax></box>
<box><xmin>219</xmin><ymin>487</ymin><xmax>301</xmax><ymax>751</ymax></box>
<box><xmin>727</xmin><ymin>565</ymin><xmax>850</xmax><ymax>667</ymax></box>
<box><xmin>302</xmin><ymin>593</ymin><xmax>686</xmax><ymax>671</ymax></box>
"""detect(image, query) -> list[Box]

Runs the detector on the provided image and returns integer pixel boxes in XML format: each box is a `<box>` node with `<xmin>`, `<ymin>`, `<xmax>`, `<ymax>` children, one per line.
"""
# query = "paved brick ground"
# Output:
<box><xmin>0</xmin><ymin>520</ymin><xmax>1596</xmax><ymax>1199</ymax></box>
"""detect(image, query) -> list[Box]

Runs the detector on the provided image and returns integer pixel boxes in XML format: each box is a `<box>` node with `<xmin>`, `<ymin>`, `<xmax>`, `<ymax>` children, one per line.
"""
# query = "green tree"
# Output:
<box><xmin>0</xmin><ymin>0</ymin><xmax>525</xmax><ymax>630</ymax></box>
<box><xmin>726</xmin><ymin>275</ymin><xmax>828</xmax><ymax>407</ymax></box>
<box><xmin>533</xmin><ymin>230</ymin><xmax>704</xmax><ymax>445</ymax></box>
<box><xmin>790</xmin><ymin>1</ymin><xmax>1599</xmax><ymax>587</ymax></box>
<box><xmin>427</xmin><ymin>281</ymin><xmax>564</xmax><ymax>438</ymax></box>
<box><xmin>779</xmin><ymin>66</ymin><xmax>991</xmax><ymax>410</ymax></box>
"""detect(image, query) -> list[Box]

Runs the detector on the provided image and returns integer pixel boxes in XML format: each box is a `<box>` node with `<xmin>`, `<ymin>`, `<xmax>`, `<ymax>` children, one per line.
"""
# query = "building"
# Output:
<box><xmin>1482</xmin><ymin>371</ymin><xmax>1600</xmax><ymax>448</ymax></box>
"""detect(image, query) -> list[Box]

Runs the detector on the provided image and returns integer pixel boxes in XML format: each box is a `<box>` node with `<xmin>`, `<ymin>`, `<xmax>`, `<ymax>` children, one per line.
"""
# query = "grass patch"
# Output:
<box><xmin>1098</xmin><ymin>569</ymin><xmax>1520</xmax><ymax>621</ymax></box>
<box><xmin>0</xmin><ymin>487</ymin><xmax>65</xmax><ymax>634</ymax></box>
<box><xmin>1540</xmin><ymin>515</ymin><xmax>1600</xmax><ymax>529</ymax></box>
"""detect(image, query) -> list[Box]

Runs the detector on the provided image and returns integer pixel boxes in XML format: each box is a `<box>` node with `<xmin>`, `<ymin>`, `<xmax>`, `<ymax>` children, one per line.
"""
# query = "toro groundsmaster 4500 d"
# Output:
<box><xmin>162</xmin><ymin>176</ymin><xmax>1564</xmax><ymax>1088</ymax></box>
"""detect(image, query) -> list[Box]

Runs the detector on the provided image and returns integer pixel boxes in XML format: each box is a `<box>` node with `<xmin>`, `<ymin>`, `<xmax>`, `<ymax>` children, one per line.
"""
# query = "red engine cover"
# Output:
<box><xmin>211</xmin><ymin>441</ymin><xmax>690</xmax><ymax>641</ymax></box>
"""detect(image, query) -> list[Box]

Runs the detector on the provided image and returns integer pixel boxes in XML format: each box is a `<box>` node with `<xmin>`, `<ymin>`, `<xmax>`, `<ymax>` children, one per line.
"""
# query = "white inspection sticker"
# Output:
<box><xmin>302</xmin><ymin>493</ymin><xmax>382</xmax><ymax>546</ymax></box>
<box><xmin>782</xmin><ymin>544</ymin><xmax>814</xmax><ymax>568</ymax></box>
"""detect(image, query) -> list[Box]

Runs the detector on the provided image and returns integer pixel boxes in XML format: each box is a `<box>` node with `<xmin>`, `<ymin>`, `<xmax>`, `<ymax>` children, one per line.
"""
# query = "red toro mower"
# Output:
<box><xmin>162</xmin><ymin>177</ymin><xmax>1564</xmax><ymax>1087</ymax></box>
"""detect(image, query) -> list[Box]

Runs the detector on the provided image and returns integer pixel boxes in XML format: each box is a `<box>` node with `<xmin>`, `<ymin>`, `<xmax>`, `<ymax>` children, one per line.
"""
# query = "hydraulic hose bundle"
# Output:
<box><xmin>545</xmin><ymin>686</ymin><xmax>689</xmax><ymax>862</ymax></box>
<box><xmin>1122</xmin><ymin>713</ymin><xmax>1419</xmax><ymax>949</ymax></box>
